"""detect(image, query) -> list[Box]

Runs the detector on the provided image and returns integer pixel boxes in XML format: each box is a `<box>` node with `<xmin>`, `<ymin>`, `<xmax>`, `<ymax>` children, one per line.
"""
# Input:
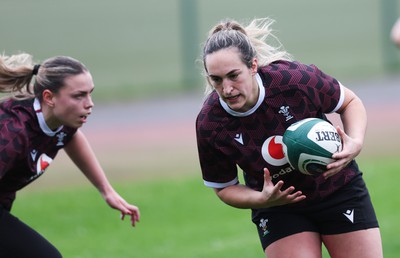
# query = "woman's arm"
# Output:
<box><xmin>325</xmin><ymin>86</ymin><xmax>367</xmax><ymax>178</ymax></box>
<box><xmin>63</xmin><ymin>130</ymin><xmax>140</xmax><ymax>226</ymax></box>
<box><xmin>391</xmin><ymin>18</ymin><xmax>400</xmax><ymax>48</ymax></box>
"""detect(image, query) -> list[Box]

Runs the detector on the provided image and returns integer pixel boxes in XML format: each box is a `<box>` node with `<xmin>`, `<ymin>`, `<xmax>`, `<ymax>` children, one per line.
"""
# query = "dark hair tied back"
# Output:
<box><xmin>32</xmin><ymin>64</ymin><xmax>41</xmax><ymax>76</ymax></box>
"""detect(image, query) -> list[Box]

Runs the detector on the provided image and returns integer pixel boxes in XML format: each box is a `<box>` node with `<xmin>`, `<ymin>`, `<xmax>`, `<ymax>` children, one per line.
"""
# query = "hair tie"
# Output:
<box><xmin>32</xmin><ymin>64</ymin><xmax>41</xmax><ymax>76</ymax></box>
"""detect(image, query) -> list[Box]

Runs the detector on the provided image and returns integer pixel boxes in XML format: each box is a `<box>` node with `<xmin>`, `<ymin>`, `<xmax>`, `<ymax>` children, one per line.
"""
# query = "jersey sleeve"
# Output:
<box><xmin>305</xmin><ymin>64</ymin><xmax>343</xmax><ymax>113</ymax></box>
<box><xmin>0</xmin><ymin>118</ymin><xmax>27</xmax><ymax>179</ymax></box>
<box><xmin>330</xmin><ymin>81</ymin><xmax>345</xmax><ymax>112</ymax></box>
<box><xmin>261</xmin><ymin>61</ymin><xmax>344</xmax><ymax>115</ymax></box>
<box><xmin>196</xmin><ymin>111</ymin><xmax>238</xmax><ymax>189</ymax></box>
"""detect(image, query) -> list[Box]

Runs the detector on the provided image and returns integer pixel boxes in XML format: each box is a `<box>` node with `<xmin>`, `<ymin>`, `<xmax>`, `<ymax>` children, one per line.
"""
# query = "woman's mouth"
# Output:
<box><xmin>225</xmin><ymin>94</ymin><xmax>240</xmax><ymax>103</ymax></box>
<box><xmin>80</xmin><ymin>114</ymin><xmax>90</xmax><ymax>123</ymax></box>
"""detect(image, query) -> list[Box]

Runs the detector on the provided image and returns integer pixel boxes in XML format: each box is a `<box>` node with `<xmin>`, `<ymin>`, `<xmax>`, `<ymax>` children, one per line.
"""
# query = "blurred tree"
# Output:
<box><xmin>180</xmin><ymin>0</ymin><xmax>201</xmax><ymax>90</ymax></box>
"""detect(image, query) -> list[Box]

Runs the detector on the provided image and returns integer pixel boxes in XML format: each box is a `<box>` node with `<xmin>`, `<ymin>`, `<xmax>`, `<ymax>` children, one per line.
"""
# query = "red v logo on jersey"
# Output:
<box><xmin>261</xmin><ymin>135</ymin><xmax>288</xmax><ymax>166</ymax></box>
<box><xmin>268</xmin><ymin>136</ymin><xmax>285</xmax><ymax>160</ymax></box>
<box><xmin>36</xmin><ymin>154</ymin><xmax>53</xmax><ymax>174</ymax></box>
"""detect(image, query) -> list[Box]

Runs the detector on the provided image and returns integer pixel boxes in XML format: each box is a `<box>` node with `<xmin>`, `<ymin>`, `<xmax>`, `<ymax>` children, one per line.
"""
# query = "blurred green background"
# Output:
<box><xmin>1</xmin><ymin>1</ymin><xmax>400</xmax><ymax>257</ymax></box>
<box><xmin>1</xmin><ymin>0</ymin><xmax>399</xmax><ymax>101</ymax></box>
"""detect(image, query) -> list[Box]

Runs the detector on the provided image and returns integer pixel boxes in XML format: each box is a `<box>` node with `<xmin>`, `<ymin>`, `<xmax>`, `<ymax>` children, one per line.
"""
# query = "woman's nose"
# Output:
<box><xmin>86</xmin><ymin>95</ymin><xmax>94</xmax><ymax>108</ymax></box>
<box><xmin>222</xmin><ymin>80</ymin><xmax>233</xmax><ymax>95</ymax></box>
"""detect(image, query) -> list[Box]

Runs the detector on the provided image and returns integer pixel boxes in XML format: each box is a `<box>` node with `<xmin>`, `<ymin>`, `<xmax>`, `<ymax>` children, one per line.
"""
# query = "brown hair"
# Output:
<box><xmin>0</xmin><ymin>53</ymin><xmax>88</xmax><ymax>101</ymax></box>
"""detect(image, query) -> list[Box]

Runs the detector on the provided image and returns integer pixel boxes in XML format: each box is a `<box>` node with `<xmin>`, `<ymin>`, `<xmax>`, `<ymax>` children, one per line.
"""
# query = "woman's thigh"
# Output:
<box><xmin>322</xmin><ymin>228</ymin><xmax>383</xmax><ymax>258</ymax></box>
<box><xmin>265</xmin><ymin>231</ymin><xmax>322</xmax><ymax>258</ymax></box>
<box><xmin>0</xmin><ymin>208</ymin><xmax>62</xmax><ymax>258</ymax></box>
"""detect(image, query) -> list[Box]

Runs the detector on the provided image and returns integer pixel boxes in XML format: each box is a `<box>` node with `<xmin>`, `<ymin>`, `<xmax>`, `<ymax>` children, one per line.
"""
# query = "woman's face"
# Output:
<box><xmin>45</xmin><ymin>71</ymin><xmax>94</xmax><ymax>129</ymax></box>
<box><xmin>205</xmin><ymin>47</ymin><xmax>259</xmax><ymax>112</ymax></box>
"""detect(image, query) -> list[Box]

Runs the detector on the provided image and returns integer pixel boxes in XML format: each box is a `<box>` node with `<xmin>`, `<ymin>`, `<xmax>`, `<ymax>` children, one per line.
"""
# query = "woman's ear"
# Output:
<box><xmin>251</xmin><ymin>58</ymin><xmax>258</xmax><ymax>75</ymax></box>
<box><xmin>42</xmin><ymin>90</ymin><xmax>55</xmax><ymax>108</ymax></box>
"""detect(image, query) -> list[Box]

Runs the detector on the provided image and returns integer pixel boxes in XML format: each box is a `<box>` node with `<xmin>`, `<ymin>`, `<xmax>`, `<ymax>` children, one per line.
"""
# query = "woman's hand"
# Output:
<box><xmin>103</xmin><ymin>189</ymin><xmax>140</xmax><ymax>227</ymax></box>
<box><xmin>260</xmin><ymin>168</ymin><xmax>306</xmax><ymax>208</ymax></box>
<box><xmin>324</xmin><ymin>126</ymin><xmax>362</xmax><ymax>179</ymax></box>
<box><xmin>214</xmin><ymin>168</ymin><xmax>305</xmax><ymax>209</ymax></box>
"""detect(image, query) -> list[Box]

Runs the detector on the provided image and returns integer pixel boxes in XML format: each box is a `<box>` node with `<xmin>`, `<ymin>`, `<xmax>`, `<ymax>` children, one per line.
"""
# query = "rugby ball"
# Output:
<box><xmin>282</xmin><ymin>118</ymin><xmax>342</xmax><ymax>175</ymax></box>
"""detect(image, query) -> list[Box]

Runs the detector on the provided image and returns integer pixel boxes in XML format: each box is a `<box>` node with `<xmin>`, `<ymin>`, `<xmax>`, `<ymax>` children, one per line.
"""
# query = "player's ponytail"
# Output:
<box><xmin>0</xmin><ymin>53</ymin><xmax>36</xmax><ymax>100</ymax></box>
<box><xmin>0</xmin><ymin>53</ymin><xmax>88</xmax><ymax>101</ymax></box>
<box><xmin>244</xmin><ymin>18</ymin><xmax>292</xmax><ymax>67</ymax></box>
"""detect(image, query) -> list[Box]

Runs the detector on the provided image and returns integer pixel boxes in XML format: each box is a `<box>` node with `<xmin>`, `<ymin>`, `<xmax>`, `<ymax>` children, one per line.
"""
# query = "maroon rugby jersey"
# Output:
<box><xmin>0</xmin><ymin>98</ymin><xmax>77</xmax><ymax>210</ymax></box>
<box><xmin>196</xmin><ymin>60</ymin><xmax>359</xmax><ymax>205</ymax></box>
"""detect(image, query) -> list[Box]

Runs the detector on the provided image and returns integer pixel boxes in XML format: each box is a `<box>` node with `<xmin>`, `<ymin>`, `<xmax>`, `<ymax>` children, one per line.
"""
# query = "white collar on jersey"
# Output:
<box><xmin>219</xmin><ymin>73</ymin><xmax>265</xmax><ymax>117</ymax></box>
<box><xmin>33</xmin><ymin>98</ymin><xmax>64</xmax><ymax>137</ymax></box>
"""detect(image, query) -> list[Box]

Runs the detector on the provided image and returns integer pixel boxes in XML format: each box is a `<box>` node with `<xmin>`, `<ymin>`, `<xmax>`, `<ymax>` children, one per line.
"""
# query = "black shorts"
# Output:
<box><xmin>252</xmin><ymin>174</ymin><xmax>379</xmax><ymax>250</ymax></box>
<box><xmin>0</xmin><ymin>206</ymin><xmax>62</xmax><ymax>258</ymax></box>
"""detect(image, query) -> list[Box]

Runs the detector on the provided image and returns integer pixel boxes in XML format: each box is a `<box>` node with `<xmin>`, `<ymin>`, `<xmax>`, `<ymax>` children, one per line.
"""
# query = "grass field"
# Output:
<box><xmin>13</xmin><ymin>157</ymin><xmax>400</xmax><ymax>258</ymax></box>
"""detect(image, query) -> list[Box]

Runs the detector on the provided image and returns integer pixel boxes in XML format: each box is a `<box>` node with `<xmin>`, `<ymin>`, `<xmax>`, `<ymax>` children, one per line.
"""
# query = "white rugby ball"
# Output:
<box><xmin>282</xmin><ymin>118</ymin><xmax>342</xmax><ymax>175</ymax></box>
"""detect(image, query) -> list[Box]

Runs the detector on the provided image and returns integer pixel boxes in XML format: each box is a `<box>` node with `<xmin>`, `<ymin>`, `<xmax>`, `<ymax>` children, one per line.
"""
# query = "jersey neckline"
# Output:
<box><xmin>33</xmin><ymin>98</ymin><xmax>64</xmax><ymax>137</ymax></box>
<box><xmin>219</xmin><ymin>73</ymin><xmax>265</xmax><ymax>117</ymax></box>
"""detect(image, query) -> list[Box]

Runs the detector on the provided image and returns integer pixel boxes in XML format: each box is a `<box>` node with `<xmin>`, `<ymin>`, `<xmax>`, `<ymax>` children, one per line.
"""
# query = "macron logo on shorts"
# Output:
<box><xmin>343</xmin><ymin>209</ymin><xmax>355</xmax><ymax>223</ymax></box>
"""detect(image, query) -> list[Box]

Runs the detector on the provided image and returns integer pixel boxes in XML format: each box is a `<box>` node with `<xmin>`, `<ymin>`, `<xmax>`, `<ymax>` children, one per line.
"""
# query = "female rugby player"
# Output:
<box><xmin>0</xmin><ymin>53</ymin><xmax>140</xmax><ymax>257</ymax></box>
<box><xmin>196</xmin><ymin>18</ymin><xmax>382</xmax><ymax>258</ymax></box>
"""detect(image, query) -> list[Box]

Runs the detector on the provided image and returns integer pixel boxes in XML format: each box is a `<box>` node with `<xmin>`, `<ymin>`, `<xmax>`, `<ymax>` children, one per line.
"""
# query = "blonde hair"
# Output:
<box><xmin>201</xmin><ymin>17</ymin><xmax>292</xmax><ymax>95</ymax></box>
<box><xmin>0</xmin><ymin>53</ymin><xmax>88</xmax><ymax>101</ymax></box>
<box><xmin>0</xmin><ymin>53</ymin><xmax>35</xmax><ymax>100</ymax></box>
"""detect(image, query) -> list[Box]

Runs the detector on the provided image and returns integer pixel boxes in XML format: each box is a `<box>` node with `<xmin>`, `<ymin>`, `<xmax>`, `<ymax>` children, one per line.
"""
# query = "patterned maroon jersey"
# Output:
<box><xmin>196</xmin><ymin>60</ymin><xmax>359</xmax><ymax>205</ymax></box>
<box><xmin>0</xmin><ymin>98</ymin><xmax>77</xmax><ymax>210</ymax></box>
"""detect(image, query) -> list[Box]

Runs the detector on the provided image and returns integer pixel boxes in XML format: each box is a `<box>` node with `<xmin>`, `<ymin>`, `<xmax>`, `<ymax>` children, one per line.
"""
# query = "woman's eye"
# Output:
<box><xmin>229</xmin><ymin>74</ymin><xmax>239</xmax><ymax>80</ymax></box>
<box><xmin>73</xmin><ymin>94</ymin><xmax>84</xmax><ymax>99</ymax></box>
<box><xmin>210</xmin><ymin>77</ymin><xmax>222</xmax><ymax>83</ymax></box>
